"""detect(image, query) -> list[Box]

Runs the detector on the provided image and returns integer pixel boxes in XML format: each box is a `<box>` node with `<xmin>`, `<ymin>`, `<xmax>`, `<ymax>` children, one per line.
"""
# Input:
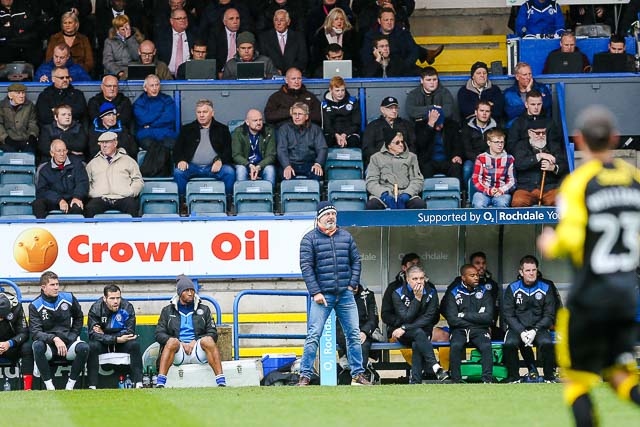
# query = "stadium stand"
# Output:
<box><xmin>280</xmin><ymin>179</ymin><xmax>320</xmax><ymax>216</ymax></box>
<box><xmin>422</xmin><ymin>177</ymin><xmax>462</xmax><ymax>209</ymax></box>
<box><xmin>233</xmin><ymin>180</ymin><xmax>274</xmax><ymax>216</ymax></box>
<box><xmin>0</xmin><ymin>152</ymin><xmax>36</xmax><ymax>185</ymax></box>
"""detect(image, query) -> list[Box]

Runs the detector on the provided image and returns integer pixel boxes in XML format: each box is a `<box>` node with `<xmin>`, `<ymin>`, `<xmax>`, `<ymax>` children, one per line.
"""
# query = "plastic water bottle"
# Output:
<box><xmin>124</xmin><ymin>374</ymin><xmax>133</xmax><ymax>389</ymax></box>
<box><xmin>118</xmin><ymin>375</ymin><xmax>125</xmax><ymax>389</ymax></box>
<box><xmin>3</xmin><ymin>378</ymin><xmax>10</xmax><ymax>391</ymax></box>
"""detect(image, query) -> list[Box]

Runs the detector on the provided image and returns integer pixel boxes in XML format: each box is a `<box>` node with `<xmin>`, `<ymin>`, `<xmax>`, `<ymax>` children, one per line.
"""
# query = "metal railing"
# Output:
<box><xmin>232</xmin><ymin>289</ymin><xmax>310</xmax><ymax>360</ymax></box>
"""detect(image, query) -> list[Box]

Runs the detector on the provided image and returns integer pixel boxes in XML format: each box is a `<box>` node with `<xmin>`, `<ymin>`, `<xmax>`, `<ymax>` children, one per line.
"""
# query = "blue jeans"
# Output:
<box><xmin>472</xmin><ymin>192</ymin><xmax>512</xmax><ymax>208</ymax></box>
<box><xmin>235</xmin><ymin>164</ymin><xmax>276</xmax><ymax>187</ymax></box>
<box><xmin>462</xmin><ymin>160</ymin><xmax>474</xmax><ymax>190</ymax></box>
<box><xmin>173</xmin><ymin>163</ymin><xmax>236</xmax><ymax>196</ymax></box>
<box><xmin>299</xmin><ymin>289</ymin><xmax>364</xmax><ymax>379</ymax></box>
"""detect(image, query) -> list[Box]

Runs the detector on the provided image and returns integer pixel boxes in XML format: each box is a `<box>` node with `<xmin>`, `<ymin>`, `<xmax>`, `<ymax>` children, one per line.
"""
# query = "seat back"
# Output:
<box><xmin>280</xmin><ymin>179</ymin><xmax>320</xmax><ymax>215</ymax></box>
<box><xmin>139</xmin><ymin>181</ymin><xmax>179</xmax><ymax>215</ymax></box>
<box><xmin>325</xmin><ymin>148</ymin><xmax>363</xmax><ymax>180</ymax></box>
<box><xmin>233</xmin><ymin>180</ymin><xmax>274</xmax><ymax>215</ymax></box>
<box><xmin>422</xmin><ymin>177</ymin><xmax>461</xmax><ymax>209</ymax></box>
<box><xmin>186</xmin><ymin>180</ymin><xmax>227</xmax><ymax>216</ymax></box>
<box><xmin>327</xmin><ymin>179</ymin><xmax>367</xmax><ymax>211</ymax></box>
<box><xmin>0</xmin><ymin>183</ymin><xmax>35</xmax><ymax>216</ymax></box>
<box><xmin>0</xmin><ymin>152</ymin><xmax>36</xmax><ymax>184</ymax></box>
<box><xmin>227</xmin><ymin>119</ymin><xmax>245</xmax><ymax>133</ymax></box>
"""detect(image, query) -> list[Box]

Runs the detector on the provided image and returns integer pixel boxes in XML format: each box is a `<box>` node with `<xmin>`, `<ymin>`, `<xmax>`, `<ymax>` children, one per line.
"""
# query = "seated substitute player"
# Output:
<box><xmin>29</xmin><ymin>271</ymin><xmax>89</xmax><ymax>391</ymax></box>
<box><xmin>442</xmin><ymin>264</ymin><xmax>494</xmax><ymax>383</ymax></box>
<box><xmin>87</xmin><ymin>284</ymin><xmax>143</xmax><ymax>389</ymax></box>
<box><xmin>154</xmin><ymin>275</ymin><xmax>226</xmax><ymax>388</ymax></box>
<box><xmin>538</xmin><ymin>105</ymin><xmax>640</xmax><ymax>427</ymax></box>
<box><xmin>501</xmin><ymin>255</ymin><xmax>557</xmax><ymax>383</ymax></box>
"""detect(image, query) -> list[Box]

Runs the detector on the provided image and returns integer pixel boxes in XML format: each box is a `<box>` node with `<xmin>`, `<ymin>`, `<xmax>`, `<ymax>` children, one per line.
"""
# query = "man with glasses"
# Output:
<box><xmin>135</xmin><ymin>40</ymin><xmax>173</xmax><ymax>80</ymax></box>
<box><xmin>176</xmin><ymin>40</ymin><xmax>209</xmax><ymax>79</ymax></box>
<box><xmin>34</xmin><ymin>43</ymin><xmax>92</xmax><ymax>83</ymax></box>
<box><xmin>155</xmin><ymin>8</ymin><xmax>195</xmax><ymax>77</ymax></box>
<box><xmin>87</xmin><ymin>74</ymin><xmax>134</xmax><ymax>130</ymax></box>
<box><xmin>85</xmin><ymin>131</ymin><xmax>144</xmax><ymax>217</ymax></box>
<box><xmin>276</xmin><ymin>101</ymin><xmax>326</xmax><ymax>181</ymax></box>
<box><xmin>32</xmin><ymin>139</ymin><xmax>89</xmax><ymax>218</ymax></box>
<box><xmin>35</xmin><ymin>66</ymin><xmax>88</xmax><ymax>126</ymax></box>
<box><xmin>508</xmin><ymin>89</ymin><xmax>567</xmax><ymax>207</ymax></box>
<box><xmin>503</xmin><ymin>62</ymin><xmax>552</xmax><ymax>128</ymax></box>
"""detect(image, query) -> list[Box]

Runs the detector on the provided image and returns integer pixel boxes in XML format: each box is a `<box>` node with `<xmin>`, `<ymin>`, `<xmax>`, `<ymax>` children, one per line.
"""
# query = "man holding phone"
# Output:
<box><xmin>87</xmin><ymin>284</ymin><xmax>143</xmax><ymax>389</ymax></box>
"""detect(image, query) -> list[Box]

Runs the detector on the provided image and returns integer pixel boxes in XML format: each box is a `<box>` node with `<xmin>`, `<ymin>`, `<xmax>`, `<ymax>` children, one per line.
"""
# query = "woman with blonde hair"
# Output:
<box><xmin>45</xmin><ymin>11</ymin><xmax>94</xmax><ymax>74</ymax></box>
<box><xmin>309</xmin><ymin>7</ymin><xmax>359</xmax><ymax>74</ymax></box>
<box><xmin>103</xmin><ymin>14</ymin><xmax>145</xmax><ymax>79</ymax></box>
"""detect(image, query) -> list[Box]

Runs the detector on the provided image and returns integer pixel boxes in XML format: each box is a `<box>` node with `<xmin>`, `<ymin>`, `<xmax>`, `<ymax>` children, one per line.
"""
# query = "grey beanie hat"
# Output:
<box><xmin>176</xmin><ymin>274</ymin><xmax>195</xmax><ymax>296</ymax></box>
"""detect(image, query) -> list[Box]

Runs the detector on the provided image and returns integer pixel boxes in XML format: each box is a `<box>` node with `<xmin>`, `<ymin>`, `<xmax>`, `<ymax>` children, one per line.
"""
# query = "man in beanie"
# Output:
<box><xmin>222</xmin><ymin>31</ymin><xmax>278</xmax><ymax>80</ymax></box>
<box><xmin>155</xmin><ymin>275</ymin><xmax>226</xmax><ymax>388</ymax></box>
<box><xmin>457</xmin><ymin>61</ymin><xmax>504</xmax><ymax>124</ymax></box>
<box><xmin>88</xmin><ymin>101</ymin><xmax>138</xmax><ymax>159</ymax></box>
<box><xmin>0</xmin><ymin>291</ymin><xmax>34</xmax><ymax>390</ymax></box>
<box><xmin>365</xmin><ymin>127</ymin><xmax>425</xmax><ymax>210</ymax></box>
<box><xmin>30</xmin><ymin>271</ymin><xmax>89</xmax><ymax>390</ymax></box>
<box><xmin>297</xmin><ymin>202</ymin><xmax>372</xmax><ymax>386</ymax></box>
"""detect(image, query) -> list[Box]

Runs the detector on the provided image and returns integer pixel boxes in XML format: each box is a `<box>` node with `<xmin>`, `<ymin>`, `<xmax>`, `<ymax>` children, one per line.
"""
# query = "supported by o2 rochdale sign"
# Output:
<box><xmin>339</xmin><ymin>207</ymin><xmax>559</xmax><ymax>227</ymax></box>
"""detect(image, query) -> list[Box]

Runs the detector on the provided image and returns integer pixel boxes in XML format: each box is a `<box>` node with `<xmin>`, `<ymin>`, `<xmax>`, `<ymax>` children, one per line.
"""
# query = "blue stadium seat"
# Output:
<box><xmin>186</xmin><ymin>180</ymin><xmax>227</xmax><ymax>216</ymax></box>
<box><xmin>139</xmin><ymin>181</ymin><xmax>180</xmax><ymax>215</ymax></box>
<box><xmin>227</xmin><ymin>119</ymin><xmax>244</xmax><ymax>133</ymax></box>
<box><xmin>325</xmin><ymin>148</ymin><xmax>363</xmax><ymax>180</ymax></box>
<box><xmin>0</xmin><ymin>152</ymin><xmax>36</xmax><ymax>184</ymax></box>
<box><xmin>422</xmin><ymin>177</ymin><xmax>461</xmax><ymax>209</ymax></box>
<box><xmin>327</xmin><ymin>179</ymin><xmax>367</xmax><ymax>211</ymax></box>
<box><xmin>0</xmin><ymin>183</ymin><xmax>35</xmax><ymax>216</ymax></box>
<box><xmin>280</xmin><ymin>179</ymin><xmax>320</xmax><ymax>215</ymax></box>
<box><xmin>94</xmin><ymin>211</ymin><xmax>133</xmax><ymax>218</ymax></box>
<box><xmin>233</xmin><ymin>180</ymin><xmax>274</xmax><ymax>215</ymax></box>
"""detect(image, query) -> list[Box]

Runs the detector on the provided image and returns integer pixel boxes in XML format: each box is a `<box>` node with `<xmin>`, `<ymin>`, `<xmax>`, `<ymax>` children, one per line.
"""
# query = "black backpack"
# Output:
<box><xmin>140</xmin><ymin>144</ymin><xmax>172</xmax><ymax>177</ymax></box>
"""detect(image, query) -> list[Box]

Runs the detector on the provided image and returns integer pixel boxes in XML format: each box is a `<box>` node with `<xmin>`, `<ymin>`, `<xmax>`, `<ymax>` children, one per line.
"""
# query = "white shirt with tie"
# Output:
<box><xmin>226</xmin><ymin>29</ymin><xmax>237</xmax><ymax>62</ymax></box>
<box><xmin>169</xmin><ymin>30</ymin><xmax>190</xmax><ymax>75</ymax></box>
<box><xmin>277</xmin><ymin>30</ymin><xmax>288</xmax><ymax>55</ymax></box>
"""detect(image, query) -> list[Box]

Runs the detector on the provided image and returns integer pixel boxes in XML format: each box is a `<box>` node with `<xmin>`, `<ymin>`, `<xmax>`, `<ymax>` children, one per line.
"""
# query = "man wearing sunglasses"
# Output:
<box><xmin>35</xmin><ymin>66</ymin><xmax>88</xmax><ymax>126</ymax></box>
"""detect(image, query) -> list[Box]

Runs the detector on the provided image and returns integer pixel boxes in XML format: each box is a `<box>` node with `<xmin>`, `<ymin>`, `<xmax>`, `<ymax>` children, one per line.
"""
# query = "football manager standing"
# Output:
<box><xmin>297</xmin><ymin>202</ymin><xmax>372</xmax><ymax>386</ymax></box>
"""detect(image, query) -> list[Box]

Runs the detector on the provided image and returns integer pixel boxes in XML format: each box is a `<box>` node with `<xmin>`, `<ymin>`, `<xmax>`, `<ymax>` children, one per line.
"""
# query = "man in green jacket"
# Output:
<box><xmin>231</xmin><ymin>109</ymin><xmax>277</xmax><ymax>187</ymax></box>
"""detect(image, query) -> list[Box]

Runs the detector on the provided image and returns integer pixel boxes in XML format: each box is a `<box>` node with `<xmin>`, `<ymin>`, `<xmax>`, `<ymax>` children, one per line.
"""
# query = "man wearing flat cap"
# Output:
<box><xmin>457</xmin><ymin>61</ymin><xmax>504</xmax><ymax>124</ymax></box>
<box><xmin>297</xmin><ymin>202</ymin><xmax>372</xmax><ymax>386</ymax></box>
<box><xmin>508</xmin><ymin>89</ymin><xmax>567</xmax><ymax>207</ymax></box>
<box><xmin>221</xmin><ymin>31</ymin><xmax>278</xmax><ymax>80</ymax></box>
<box><xmin>0</xmin><ymin>82</ymin><xmax>38</xmax><ymax>153</ymax></box>
<box><xmin>362</xmin><ymin>96</ymin><xmax>416</xmax><ymax>169</ymax></box>
<box><xmin>0</xmin><ymin>292</ymin><xmax>34</xmax><ymax>390</ymax></box>
<box><xmin>154</xmin><ymin>275</ymin><xmax>226</xmax><ymax>388</ymax></box>
<box><xmin>84</xmin><ymin>131</ymin><xmax>144</xmax><ymax>217</ymax></box>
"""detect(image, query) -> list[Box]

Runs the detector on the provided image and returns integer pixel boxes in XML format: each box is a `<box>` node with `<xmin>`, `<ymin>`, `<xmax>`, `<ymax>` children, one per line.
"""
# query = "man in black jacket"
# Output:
<box><xmin>32</xmin><ymin>139</ymin><xmax>89</xmax><ymax>219</ymax></box>
<box><xmin>382</xmin><ymin>264</ymin><xmax>449</xmax><ymax>384</ymax></box>
<box><xmin>173</xmin><ymin>99</ymin><xmax>236</xmax><ymax>198</ymax></box>
<box><xmin>154</xmin><ymin>275</ymin><xmax>226</xmax><ymax>388</ymax></box>
<box><xmin>87</xmin><ymin>284</ymin><xmax>142</xmax><ymax>389</ymax></box>
<box><xmin>0</xmin><ymin>291</ymin><xmax>33</xmax><ymax>390</ymax></box>
<box><xmin>87</xmin><ymin>75</ymin><xmax>134</xmax><ymax>131</ymax></box>
<box><xmin>35</xmin><ymin>66</ymin><xmax>87</xmax><ymax>126</ymax></box>
<box><xmin>442</xmin><ymin>264</ymin><xmax>494</xmax><ymax>383</ymax></box>
<box><xmin>29</xmin><ymin>271</ymin><xmax>89</xmax><ymax>390</ymax></box>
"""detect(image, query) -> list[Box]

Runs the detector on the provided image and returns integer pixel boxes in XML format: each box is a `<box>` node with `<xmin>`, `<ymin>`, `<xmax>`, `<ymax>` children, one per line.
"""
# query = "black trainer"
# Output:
<box><xmin>435</xmin><ymin>368</ymin><xmax>450</xmax><ymax>381</ymax></box>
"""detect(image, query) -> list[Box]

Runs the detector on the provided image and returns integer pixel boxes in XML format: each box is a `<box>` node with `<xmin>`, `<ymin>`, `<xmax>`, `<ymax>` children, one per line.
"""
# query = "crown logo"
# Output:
<box><xmin>13</xmin><ymin>228</ymin><xmax>58</xmax><ymax>272</ymax></box>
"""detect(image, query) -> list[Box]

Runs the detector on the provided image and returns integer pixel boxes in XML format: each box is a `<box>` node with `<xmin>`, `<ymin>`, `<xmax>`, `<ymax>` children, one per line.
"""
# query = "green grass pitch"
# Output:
<box><xmin>2</xmin><ymin>383</ymin><xmax>638</xmax><ymax>427</ymax></box>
